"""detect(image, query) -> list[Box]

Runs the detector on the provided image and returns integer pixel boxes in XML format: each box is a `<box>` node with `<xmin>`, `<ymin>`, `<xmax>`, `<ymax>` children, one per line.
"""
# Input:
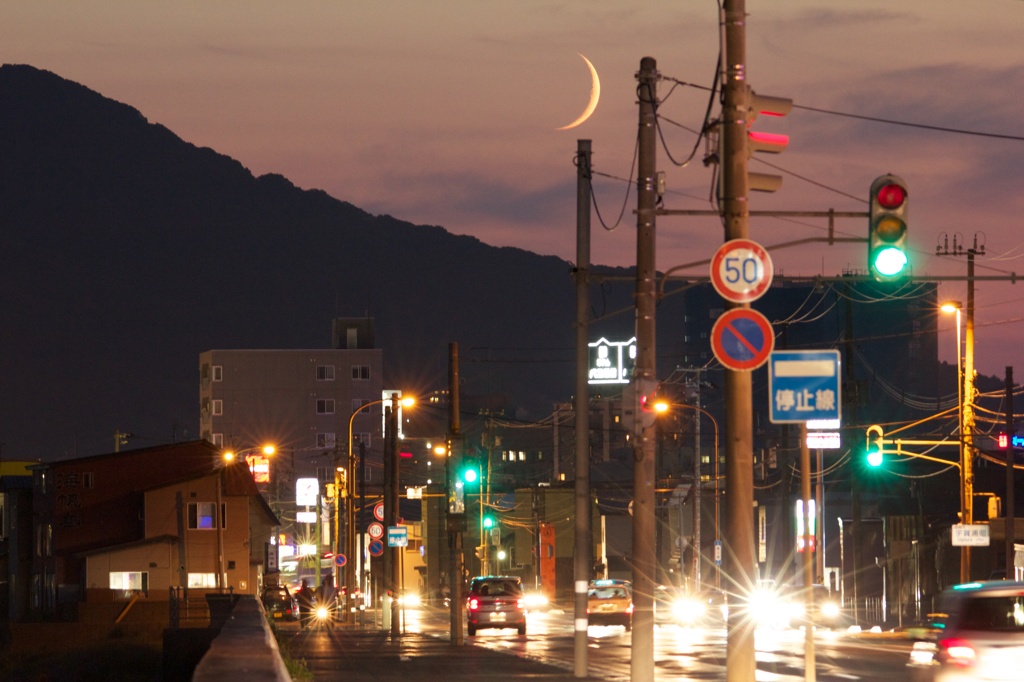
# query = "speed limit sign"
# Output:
<box><xmin>710</xmin><ymin>239</ymin><xmax>773</xmax><ymax>303</ymax></box>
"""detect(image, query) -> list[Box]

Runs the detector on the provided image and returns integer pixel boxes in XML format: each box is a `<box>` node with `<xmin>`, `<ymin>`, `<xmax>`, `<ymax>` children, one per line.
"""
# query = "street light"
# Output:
<box><xmin>652</xmin><ymin>400</ymin><xmax>721</xmax><ymax>590</ymax></box>
<box><xmin>941</xmin><ymin>300</ymin><xmax>970</xmax><ymax>582</ymax></box>
<box><xmin>337</xmin><ymin>393</ymin><xmax>414</xmax><ymax>620</ymax></box>
<box><xmin>220</xmin><ymin>443</ymin><xmax>276</xmax><ymax>593</ymax></box>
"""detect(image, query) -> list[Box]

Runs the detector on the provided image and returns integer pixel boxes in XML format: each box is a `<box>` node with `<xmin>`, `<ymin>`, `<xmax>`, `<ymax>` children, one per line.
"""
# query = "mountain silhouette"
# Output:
<box><xmin>0</xmin><ymin>64</ymin><xmax>649</xmax><ymax>460</ymax></box>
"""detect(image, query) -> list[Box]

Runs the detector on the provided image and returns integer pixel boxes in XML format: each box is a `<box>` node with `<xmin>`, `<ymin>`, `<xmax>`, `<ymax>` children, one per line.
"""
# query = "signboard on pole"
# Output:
<box><xmin>387</xmin><ymin>526</ymin><xmax>408</xmax><ymax>548</ymax></box>
<box><xmin>710</xmin><ymin>239</ymin><xmax>774</xmax><ymax>303</ymax></box>
<box><xmin>711</xmin><ymin>308</ymin><xmax>775</xmax><ymax>371</ymax></box>
<box><xmin>768</xmin><ymin>350</ymin><xmax>841</xmax><ymax>423</ymax></box>
<box><xmin>952</xmin><ymin>524</ymin><xmax>990</xmax><ymax>547</ymax></box>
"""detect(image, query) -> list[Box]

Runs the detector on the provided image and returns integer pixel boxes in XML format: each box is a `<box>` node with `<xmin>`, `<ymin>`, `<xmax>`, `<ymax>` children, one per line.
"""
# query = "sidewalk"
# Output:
<box><xmin>286</xmin><ymin>622</ymin><xmax>603</xmax><ymax>681</ymax></box>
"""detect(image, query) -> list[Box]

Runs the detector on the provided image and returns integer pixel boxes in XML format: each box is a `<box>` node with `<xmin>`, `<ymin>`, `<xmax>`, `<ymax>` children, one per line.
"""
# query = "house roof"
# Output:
<box><xmin>74</xmin><ymin>534</ymin><xmax>178</xmax><ymax>558</ymax></box>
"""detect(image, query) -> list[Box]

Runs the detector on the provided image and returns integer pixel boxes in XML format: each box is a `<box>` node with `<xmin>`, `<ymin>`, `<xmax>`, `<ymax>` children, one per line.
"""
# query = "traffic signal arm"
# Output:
<box><xmin>864</xmin><ymin>424</ymin><xmax>961</xmax><ymax>468</ymax></box>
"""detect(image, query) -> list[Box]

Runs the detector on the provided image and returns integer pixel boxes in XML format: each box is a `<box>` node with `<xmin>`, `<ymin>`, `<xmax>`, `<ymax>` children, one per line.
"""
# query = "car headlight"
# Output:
<box><xmin>821</xmin><ymin>601</ymin><xmax>840</xmax><ymax>618</ymax></box>
<box><xmin>524</xmin><ymin>593</ymin><xmax>548</xmax><ymax>609</ymax></box>
<box><xmin>674</xmin><ymin>598</ymin><xmax>706</xmax><ymax>623</ymax></box>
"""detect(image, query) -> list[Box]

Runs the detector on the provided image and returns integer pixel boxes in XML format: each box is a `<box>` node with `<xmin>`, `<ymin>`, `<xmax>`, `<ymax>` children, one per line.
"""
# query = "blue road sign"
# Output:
<box><xmin>387</xmin><ymin>525</ymin><xmax>408</xmax><ymax>548</ymax></box>
<box><xmin>368</xmin><ymin>540</ymin><xmax>385</xmax><ymax>557</ymax></box>
<box><xmin>768</xmin><ymin>350</ymin><xmax>841</xmax><ymax>423</ymax></box>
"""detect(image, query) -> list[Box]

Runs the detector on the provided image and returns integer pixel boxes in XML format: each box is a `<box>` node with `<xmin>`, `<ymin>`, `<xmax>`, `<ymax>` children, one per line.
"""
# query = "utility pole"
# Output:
<box><xmin>938</xmin><ymin>233</ymin><xmax>983</xmax><ymax>581</ymax></box>
<box><xmin>573</xmin><ymin>139</ymin><xmax>592</xmax><ymax>678</ymax></box>
<box><xmin>721</xmin><ymin>1</ymin><xmax>758</xmax><ymax>679</ymax></box>
<box><xmin>631</xmin><ymin>56</ymin><xmax>658</xmax><ymax>682</ymax></box>
<box><xmin>1006</xmin><ymin>366</ymin><xmax>1015</xmax><ymax>580</ymax></box>
<box><xmin>384</xmin><ymin>392</ymin><xmax>401</xmax><ymax>638</ymax></box>
<box><xmin>448</xmin><ymin>343</ymin><xmax>465</xmax><ymax>645</ymax></box>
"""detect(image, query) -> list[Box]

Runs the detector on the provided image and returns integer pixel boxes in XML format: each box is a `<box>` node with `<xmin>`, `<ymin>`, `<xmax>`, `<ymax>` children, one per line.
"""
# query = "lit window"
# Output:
<box><xmin>188</xmin><ymin>573</ymin><xmax>219</xmax><ymax>588</ymax></box>
<box><xmin>188</xmin><ymin>502</ymin><xmax>225</xmax><ymax>530</ymax></box>
<box><xmin>109</xmin><ymin>571</ymin><xmax>148</xmax><ymax>591</ymax></box>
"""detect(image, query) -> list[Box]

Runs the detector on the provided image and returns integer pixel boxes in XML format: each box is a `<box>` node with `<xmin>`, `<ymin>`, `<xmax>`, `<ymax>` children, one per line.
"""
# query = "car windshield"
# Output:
<box><xmin>959</xmin><ymin>595</ymin><xmax>1024</xmax><ymax>632</ymax></box>
<box><xmin>475</xmin><ymin>580</ymin><xmax>520</xmax><ymax>597</ymax></box>
<box><xmin>590</xmin><ymin>587</ymin><xmax>628</xmax><ymax>599</ymax></box>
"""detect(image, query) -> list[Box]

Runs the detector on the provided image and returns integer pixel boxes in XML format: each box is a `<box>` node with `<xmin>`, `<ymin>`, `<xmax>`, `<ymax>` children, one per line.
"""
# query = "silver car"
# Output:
<box><xmin>909</xmin><ymin>580</ymin><xmax>1024</xmax><ymax>681</ymax></box>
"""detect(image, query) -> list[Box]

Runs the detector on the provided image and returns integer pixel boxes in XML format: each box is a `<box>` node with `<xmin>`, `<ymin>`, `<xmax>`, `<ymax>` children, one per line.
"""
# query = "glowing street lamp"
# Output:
<box><xmin>942</xmin><ymin>300</ymin><xmax>970</xmax><ymax>582</ymax></box>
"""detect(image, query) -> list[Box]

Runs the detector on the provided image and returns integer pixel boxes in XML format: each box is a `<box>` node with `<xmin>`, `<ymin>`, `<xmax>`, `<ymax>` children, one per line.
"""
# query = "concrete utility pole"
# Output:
<box><xmin>384</xmin><ymin>392</ymin><xmax>401</xmax><ymax>637</ymax></box>
<box><xmin>573</xmin><ymin>139</ymin><xmax>592</xmax><ymax>678</ymax></box>
<box><xmin>1006</xmin><ymin>367</ymin><xmax>1016</xmax><ymax>581</ymax></box>
<box><xmin>799</xmin><ymin>424</ymin><xmax>816</xmax><ymax>682</ymax></box>
<box><xmin>631</xmin><ymin>56</ymin><xmax>658</xmax><ymax>682</ymax></box>
<box><xmin>721</xmin><ymin>1</ymin><xmax>758</xmax><ymax>679</ymax></box>
<box><xmin>448</xmin><ymin>343</ymin><xmax>465</xmax><ymax>645</ymax></box>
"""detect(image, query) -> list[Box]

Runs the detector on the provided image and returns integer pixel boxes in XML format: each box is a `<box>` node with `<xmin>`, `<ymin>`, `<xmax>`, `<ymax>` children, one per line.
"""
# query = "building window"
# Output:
<box><xmin>351</xmin><ymin>398</ymin><xmax>370</xmax><ymax>413</ymax></box>
<box><xmin>317</xmin><ymin>365</ymin><xmax>335</xmax><ymax>381</ymax></box>
<box><xmin>212</xmin><ymin>365</ymin><xmax>223</xmax><ymax>381</ymax></box>
<box><xmin>109</xmin><ymin>571</ymin><xmax>148</xmax><ymax>592</ymax></box>
<box><xmin>212</xmin><ymin>399</ymin><xmax>223</xmax><ymax>416</ymax></box>
<box><xmin>83</xmin><ymin>472</ymin><xmax>94</xmax><ymax>489</ymax></box>
<box><xmin>354</xmin><ymin>432</ymin><xmax>371</xmax><ymax>448</ymax></box>
<box><xmin>211</xmin><ymin>433</ymin><xmax>223</xmax><ymax>447</ymax></box>
<box><xmin>317</xmin><ymin>433</ymin><xmax>336</xmax><ymax>449</ymax></box>
<box><xmin>188</xmin><ymin>502</ymin><xmax>225</xmax><ymax>530</ymax></box>
<box><xmin>316</xmin><ymin>399</ymin><xmax>336</xmax><ymax>415</ymax></box>
<box><xmin>351</xmin><ymin>365</ymin><xmax>370</xmax><ymax>380</ymax></box>
<box><xmin>188</xmin><ymin>573</ymin><xmax>219</xmax><ymax>589</ymax></box>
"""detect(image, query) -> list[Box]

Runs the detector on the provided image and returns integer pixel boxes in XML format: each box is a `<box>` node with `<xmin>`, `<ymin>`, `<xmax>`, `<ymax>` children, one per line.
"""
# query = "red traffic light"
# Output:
<box><xmin>875</xmin><ymin>182</ymin><xmax>907</xmax><ymax>210</ymax></box>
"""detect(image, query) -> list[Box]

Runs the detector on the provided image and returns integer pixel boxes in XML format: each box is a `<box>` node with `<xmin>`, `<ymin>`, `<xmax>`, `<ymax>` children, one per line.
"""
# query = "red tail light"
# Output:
<box><xmin>516</xmin><ymin>598</ymin><xmax>524</xmax><ymax>610</ymax></box>
<box><xmin>627</xmin><ymin>604</ymin><xmax>634</xmax><ymax>614</ymax></box>
<box><xmin>469</xmin><ymin>598</ymin><xmax>480</xmax><ymax>611</ymax></box>
<box><xmin>939</xmin><ymin>638</ymin><xmax>977</xmax><ymax>668</ymax></box>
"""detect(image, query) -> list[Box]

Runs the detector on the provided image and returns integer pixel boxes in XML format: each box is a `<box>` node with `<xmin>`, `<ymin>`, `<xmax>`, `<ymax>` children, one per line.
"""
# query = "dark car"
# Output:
<box><xmin>466</xmin><ymin>576</ymin><xmax>526</xmax><ymax>636</ymax></box>
<box><xmin>261</xmin><ymin>585</ymin><xmax>299</xmax><ymax>622</ymax></box>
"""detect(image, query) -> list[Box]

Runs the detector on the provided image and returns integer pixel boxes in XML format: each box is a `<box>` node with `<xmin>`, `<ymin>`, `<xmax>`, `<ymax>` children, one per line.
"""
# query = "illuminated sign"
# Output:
<box><xmin>588</xmin><ymin>337</ymin><xmax>637</xmax><ymax>385</ymax></box>
<box><xmin>296</xmin><ymin>477</ymin><xmax>319</xmax><ymax>506</ymax></box>
<box><xmin>246</xmin><ymin>454</ymin><xmax>270</xmax><ymax>483</ymax></box>
<box><xmin>795</xmin><ymin>499</ymin><xmax>817</xmax><ymax>552</ymax></box>
<box><xmin>805</xmin><ymin>432</ymin><xmax>841</xmax><ymax>449</ymax></box>
<box><xmin>296</xmin><ymin>511</ymin><xmax>317</xmax><ymax>524</ymax></box>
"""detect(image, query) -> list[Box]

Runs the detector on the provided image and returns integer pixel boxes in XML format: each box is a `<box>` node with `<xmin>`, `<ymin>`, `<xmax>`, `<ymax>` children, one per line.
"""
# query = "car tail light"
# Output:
<box><xmin>517</xmin><ymin>598</ymin><xmax>524</xmax><ymax>609</ymax></box>
<box><xmin>469</xmin><ymin>598</ymin><xmax>480</xmax><ymax>611</ymax></box>
<box><xmin>938</xmin><ymin>638</ymin><xmax>977</xmax><ymax>668</ymax></box>
<box><xmin>627</xmin><ymin>604</ymin><xmax>634</xmax><ymax>614</ymax></box>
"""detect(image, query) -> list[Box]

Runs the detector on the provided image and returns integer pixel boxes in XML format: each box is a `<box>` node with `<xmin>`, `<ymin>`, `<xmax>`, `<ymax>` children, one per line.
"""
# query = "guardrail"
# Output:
<box><xmin>191</xmin><ymin>595</ymin><xmax>290</xmax><ymax>682</ymax></box>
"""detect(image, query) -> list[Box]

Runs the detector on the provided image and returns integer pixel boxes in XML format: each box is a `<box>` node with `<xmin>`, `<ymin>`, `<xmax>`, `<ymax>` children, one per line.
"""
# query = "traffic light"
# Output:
<box><xmin>868</xmin><ymin>174</ymin><xmax>909</xmax><ymax>281</ymax></box>
<box><xmin>482</xmin><ymin>515</ymin><xmax>495</xmax><ymax>530</ymax></box>
<box><xmin>865</xmin><ymin>424</ymin><xmax>884</xmax><ymax>467</ymax></box>
<box><xmin>459</xmin><ymin>459</ymin><xmax>480</xmax><ymax>485</ymax></box>
<box><xmin>747</xmin><ymin>89</ymin><xmax>793</xmax><ymax>192</ymax></box>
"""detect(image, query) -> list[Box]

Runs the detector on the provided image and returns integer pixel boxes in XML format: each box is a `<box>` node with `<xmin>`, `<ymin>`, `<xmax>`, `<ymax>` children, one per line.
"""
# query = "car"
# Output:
<box><xmin>261</xmin><ymin>584</ymin><xmax>299</xmax><ymax>622</ymax></box>
<box><xmin>907</xmin><ymin>580</ymin><xmax>1024</xmax><ymax>681</ymax></box>
<box><xmin>466</xmin><ymin>576</ymin><xmax>527</xmax><ymax>636</ymax></box>
<box><xmin>587</xmin><ymin>579</ymin><xmax>633</xmax><ymax>630</ymax></box>
<box><xmin>669</xmin><ymin>588</ymin><xmax>728</xmax><ymax>627</ymax></box>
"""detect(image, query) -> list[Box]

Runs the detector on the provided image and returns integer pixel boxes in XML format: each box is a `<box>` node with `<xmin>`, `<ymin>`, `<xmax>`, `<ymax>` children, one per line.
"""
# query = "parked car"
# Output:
<box><xmin>587</xmin><ymin>579</ymin><xmax>633</xmax><ymax>630</ymax></box>
<box><xmin>261</xmin><ymin>585</ymin><xmax>299</xmax><ymax>622</ymax></box>
<box><xmin>908</xmin><ymin>580</ymin><xmax>1024</xmax><ymax>681</ymax></box>
<box><xmin>466</xmin><ymin>575</ymin><xmax>526</xmax><ymax>636</ymax></box>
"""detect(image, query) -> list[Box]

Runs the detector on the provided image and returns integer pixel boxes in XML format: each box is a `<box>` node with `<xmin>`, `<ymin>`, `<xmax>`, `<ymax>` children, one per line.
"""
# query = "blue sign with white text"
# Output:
<box><xmin>769</xmin><ymin>350</ymin><xmax>841</xmax><ymax>423</ymax></box>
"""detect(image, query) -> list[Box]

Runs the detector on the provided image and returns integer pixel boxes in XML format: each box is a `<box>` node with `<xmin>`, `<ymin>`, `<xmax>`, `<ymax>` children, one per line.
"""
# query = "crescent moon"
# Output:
<box><xmin>557</xmin><ymin>53</ymin><xmax>601</xmax><ymax>131</ymax></box>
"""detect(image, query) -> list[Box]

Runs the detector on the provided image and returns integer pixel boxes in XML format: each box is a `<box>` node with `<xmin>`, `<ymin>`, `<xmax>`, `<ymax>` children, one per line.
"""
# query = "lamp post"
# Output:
<box><xmin>942</xmin><ymin>300</ymin><xmax>969</xmax><ymax>582</ymax></box>
<box><xmin>339</xmin><ymin>394</ymin><xmax>414</xmax><ymax>622</ymax></box>
<box><xmin>653</xmin><ymin>400</ymin><xmax>720</xmax><ymax>590</ymax></box>
<box><xmin>221</xmin><ymin>444</ymin><xmax>276</xmax><ymax>593</ymax></box>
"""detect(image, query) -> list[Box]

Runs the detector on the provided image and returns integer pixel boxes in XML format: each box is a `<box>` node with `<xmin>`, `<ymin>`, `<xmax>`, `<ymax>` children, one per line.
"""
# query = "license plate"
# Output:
<box><xmin>488</xmin><ymin>612</ymin><xmax>507</xmax><ymax>622</ymax></box>
<box><xmin>273</xmin><ymin>612</ymin><xmax>283</xmax><ymax>619</ymax></box>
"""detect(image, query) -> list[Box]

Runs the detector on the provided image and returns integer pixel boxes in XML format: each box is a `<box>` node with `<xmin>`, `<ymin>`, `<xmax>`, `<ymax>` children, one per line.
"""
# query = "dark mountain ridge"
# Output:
<box><xmin>1</xmin><ymin>64</ymin><xmax>648</xmax><ymax>460</ymax></box>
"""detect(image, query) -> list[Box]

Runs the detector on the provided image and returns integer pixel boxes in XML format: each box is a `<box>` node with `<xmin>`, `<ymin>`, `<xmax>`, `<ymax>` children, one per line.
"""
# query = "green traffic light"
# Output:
<box><xmin>462</xmin><ymin>467</ymin><xmax>478</xmax><ymax>484</ymax></box>
<box><xmin>873</xmin><ymin>246</ymin><xmax>908</xmax><ymax>277</ymax></box>
<box><xmin>483</xmin><ymin>516</ymin><xmax>494</xmax><ymax>529</ymax></box>
<box><xmin>866</xmin><ymin>449</ymin><xmax>883</xmax><ymax>467</ymax></box>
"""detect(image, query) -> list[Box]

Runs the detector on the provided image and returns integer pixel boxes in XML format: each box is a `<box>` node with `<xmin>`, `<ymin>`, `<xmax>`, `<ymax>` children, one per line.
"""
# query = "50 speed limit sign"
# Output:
<box><xmin>710</xmin><ymin>239</ymin><xmax>774</xmax><ymax>303</ymax></box>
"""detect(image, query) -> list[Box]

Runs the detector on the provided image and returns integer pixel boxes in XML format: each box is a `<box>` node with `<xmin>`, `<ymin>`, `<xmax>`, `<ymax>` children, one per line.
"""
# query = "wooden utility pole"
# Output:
<box><xmin>1006</xmin><ymin>366</ymin><xmax>1015</xmax><ymax>580</ymax></box>
<box><xmin>448</xmin><ymin>343</ymin><xmax>465</xmax><ymax>645</ymax></box>
<box><xmin>722</xmin><ymin>1</ymin><xmax>758</xmax><ymax>679</ymax></box>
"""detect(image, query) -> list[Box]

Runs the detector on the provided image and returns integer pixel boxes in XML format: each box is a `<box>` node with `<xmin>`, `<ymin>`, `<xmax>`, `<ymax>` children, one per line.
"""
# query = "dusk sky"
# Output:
<box><xmin>4</xmin><ymin>1</ymin><xmax>1024</xmax><ymax>382</ymax></box>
